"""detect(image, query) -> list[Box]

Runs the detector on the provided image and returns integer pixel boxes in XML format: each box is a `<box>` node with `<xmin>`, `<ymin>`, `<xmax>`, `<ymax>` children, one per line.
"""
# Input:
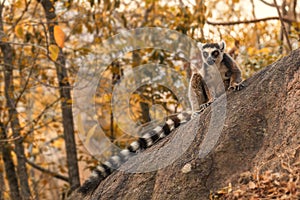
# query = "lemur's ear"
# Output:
<box><xmin>219</xmin><ymin>40</ymin><xmax>226</xmax><ymax>51</ymax></box>
<box><xmin>197</xmin><ymin>42</ymin><xmax>203</xmax><ymax>50</ymax></box>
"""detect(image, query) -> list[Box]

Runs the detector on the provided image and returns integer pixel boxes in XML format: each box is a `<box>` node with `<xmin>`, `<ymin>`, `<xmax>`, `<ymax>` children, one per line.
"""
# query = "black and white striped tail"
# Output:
<box><xmin>78</xmin><ymin>107</ymin><xmax>208</xmax><ymax>195</ymax></box>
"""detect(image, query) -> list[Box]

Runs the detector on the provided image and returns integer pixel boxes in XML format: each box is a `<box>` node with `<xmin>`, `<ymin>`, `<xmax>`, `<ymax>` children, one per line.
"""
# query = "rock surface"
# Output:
<box><xmin>71</xmin><ymin>48</ymin><xmax>300</xmax><ymax>200</ymax></box>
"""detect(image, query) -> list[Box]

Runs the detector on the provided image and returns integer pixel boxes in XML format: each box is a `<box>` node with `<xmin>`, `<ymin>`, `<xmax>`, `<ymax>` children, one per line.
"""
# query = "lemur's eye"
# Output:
<box><xmin>203</xmin><ymin>51</ymin><xmax>208</xmax><ymax>58</ymax></box>
<box><xmin>212</xmin><ymin>50</ymin><xmax>219</xmax><ymax>58</ymax></box>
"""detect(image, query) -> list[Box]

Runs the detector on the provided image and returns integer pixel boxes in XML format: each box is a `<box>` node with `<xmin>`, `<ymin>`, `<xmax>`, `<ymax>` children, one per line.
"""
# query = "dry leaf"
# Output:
<box><xmin>15</xmin><ymin>24</ymin><xmax>24</xmax><ymax>38</ymax></box>
<box><xmin>49</xmin><ymin>44</ymin><xmax>60</xmax><ymax>61</ymax></box>
<box><xmin>248</xmin><ymin>181</ymin><xmax>256</xmax><ymax>189</ymax></box>
<box><xmin>54</xmin><ymin>25</ymin><xmax>66</xmax><ymax>48</ymax></box>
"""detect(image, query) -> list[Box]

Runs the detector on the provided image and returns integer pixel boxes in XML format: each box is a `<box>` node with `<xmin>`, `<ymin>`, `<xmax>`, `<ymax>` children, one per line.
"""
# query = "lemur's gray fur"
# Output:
<box><xmin>76</xmin><ymin>40</ymin><xmax>244</xmax><ymax>196</ymax></box>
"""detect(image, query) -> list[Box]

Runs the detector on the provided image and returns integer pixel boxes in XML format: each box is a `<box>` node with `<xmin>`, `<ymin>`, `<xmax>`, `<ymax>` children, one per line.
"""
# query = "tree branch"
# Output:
<box><xmin>206</xmin><ymin>16</ymin><xmax>295</xmax><ymax>26</ymax></box>
<box><xmin>274</xmin><ymin>0</ymin><xmax>292</xmax><ymax>52</ymax></box>
<box><xmin>25</xmin><ymin>158</ymin><xmax>69</xmax><ymax>182</ymax></box>
<box><xmin>14</xmin><ymin>63</ymin><xmax>36</xmax><ymax>108</ymax></box>
<box><xmin>259</xmin><ymin>0</ymin><xmax>277</xmax><ymax>7</ymax></box>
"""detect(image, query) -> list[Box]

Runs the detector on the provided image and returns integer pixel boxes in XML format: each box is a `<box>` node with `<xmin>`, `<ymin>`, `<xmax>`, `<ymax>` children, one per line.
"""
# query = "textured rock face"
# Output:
<box><xmin>71</xmin><ymin>49</ymin><xmax>300</xmax><ymax>200</ymax></box>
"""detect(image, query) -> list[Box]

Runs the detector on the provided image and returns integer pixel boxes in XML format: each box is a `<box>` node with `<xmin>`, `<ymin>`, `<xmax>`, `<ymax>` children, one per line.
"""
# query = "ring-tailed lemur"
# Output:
<box><xmin>189</xmin><ymin>40</ymin><xmax>244</xmax><ymax>114</ymax></box>
<box><xmin>75</xmin><ymin>40</ymin><xmax>244</xmax><ymax>196</ymax></box>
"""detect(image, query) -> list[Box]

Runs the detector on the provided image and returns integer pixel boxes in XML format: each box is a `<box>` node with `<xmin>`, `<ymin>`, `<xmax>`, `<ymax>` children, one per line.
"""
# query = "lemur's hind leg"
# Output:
<box><xmin>189</xmin><ymin>73</ymin><xmax>215</xmax><ymax>118</ymax></box>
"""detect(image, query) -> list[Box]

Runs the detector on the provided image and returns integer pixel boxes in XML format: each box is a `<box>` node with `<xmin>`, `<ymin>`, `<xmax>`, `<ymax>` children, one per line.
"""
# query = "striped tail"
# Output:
<box><xmin>78</xmin><ymin>108</ymin><xmax>208</xmax><ymax>195</ymax></box>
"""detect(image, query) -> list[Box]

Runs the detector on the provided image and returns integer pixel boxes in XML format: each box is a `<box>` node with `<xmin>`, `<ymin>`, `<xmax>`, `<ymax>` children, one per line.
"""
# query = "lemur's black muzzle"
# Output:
<box><xmin>207</xmin><ymin>57</ymin><xmax>215</xmax><ymax>65</ymax></box>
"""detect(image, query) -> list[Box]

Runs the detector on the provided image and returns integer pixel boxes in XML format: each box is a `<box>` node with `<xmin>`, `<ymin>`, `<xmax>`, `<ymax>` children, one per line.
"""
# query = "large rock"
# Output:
<box><xmin>71</xmin><ymin>48</ymin><xmax>300</xmax><ymax>200</ymax></box>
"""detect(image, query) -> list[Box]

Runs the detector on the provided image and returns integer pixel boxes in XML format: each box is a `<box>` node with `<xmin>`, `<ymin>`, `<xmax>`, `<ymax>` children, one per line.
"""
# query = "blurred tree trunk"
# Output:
<box><xmin>0</xmin><ymin>123</ymin><xmax>21</xmax><ymax>200</ymax></box>
<box><xmin>250</xmin><ymin>0</ymin><xmax>261</xmax><ymax>49</ymax></box>
<box><xmin>278</xmin><ymin>0</ymin><xmax>296</xmax><ymax>52</ymax></box>
<box><xmin>195</xmin><ymin>0</ymin><xmax>206</xmax><ymax>38</ymax></box>
<box><xmin>39</xmin><ymin>0</ymin><xmax>80</xmax><ymax>191</ymax></box>
<box><xmin>0</xmin><ymin>4</ymin><xmax>31</xmax><ymax>199</ymax></box>
<box><xmin>0</xmin><ymin>158</ymin><xmax>3</xmax><ymax>200</ymax></box>
<box><xmin>1</xmin><ymin>31</ymin><xmax>32</xmax><ymax>200</ymax></box>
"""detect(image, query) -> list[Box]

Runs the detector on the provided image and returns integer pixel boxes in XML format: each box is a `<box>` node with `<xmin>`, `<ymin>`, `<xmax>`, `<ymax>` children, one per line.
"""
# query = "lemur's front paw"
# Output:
<box><xmin>192</xmin><ymin>99</ymin><xmax>214</xmax><ymax>117</ymax></box>
<box><xmin>228</xmin><ymin>82</ymin><xmax>244</xmax><ymax>91</ymax></box>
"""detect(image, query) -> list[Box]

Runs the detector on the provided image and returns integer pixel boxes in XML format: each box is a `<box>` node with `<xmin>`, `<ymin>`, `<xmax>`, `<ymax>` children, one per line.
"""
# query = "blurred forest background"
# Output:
<box><xmin>0</xmin><ymin>0</ymin><xmax>299</xmax><ymax>199</ymax></box>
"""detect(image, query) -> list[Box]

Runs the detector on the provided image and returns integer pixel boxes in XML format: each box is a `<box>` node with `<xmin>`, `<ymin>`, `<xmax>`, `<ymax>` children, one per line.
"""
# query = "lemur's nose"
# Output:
<box><xmin>207</xmin><ymin>57</ymin><xmax>215</xmax><ymax>65</ymax></box>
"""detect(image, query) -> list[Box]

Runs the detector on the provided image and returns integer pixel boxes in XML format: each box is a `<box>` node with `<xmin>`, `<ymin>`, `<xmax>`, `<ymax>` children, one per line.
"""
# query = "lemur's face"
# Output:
<box><xmin>198</xmin><ymin>41</ymin><xmax>225</xmax><ymax>66</ymax></box>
